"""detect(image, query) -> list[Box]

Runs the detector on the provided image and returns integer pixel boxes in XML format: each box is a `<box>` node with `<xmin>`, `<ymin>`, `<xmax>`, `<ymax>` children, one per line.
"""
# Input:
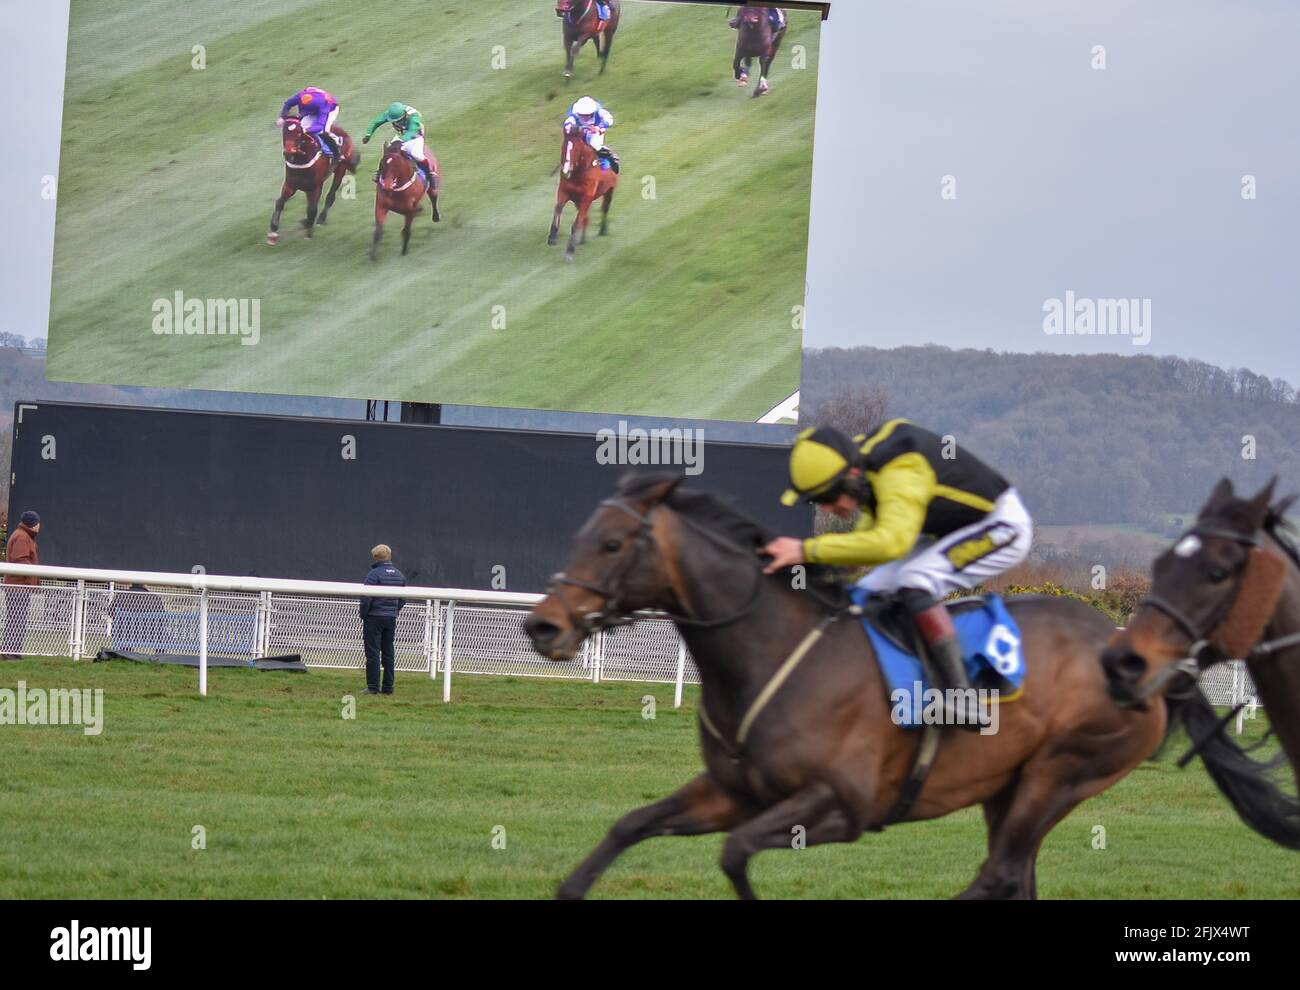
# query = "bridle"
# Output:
<box><xmin>546</xmin><ymin>497</ymin><xmax>766</xmax><ymax>636</ymax></box>
<box><xmin>1131</xmin><ymin>522</ymin><xmax>1299</xmax><ymax>702</ymax></box>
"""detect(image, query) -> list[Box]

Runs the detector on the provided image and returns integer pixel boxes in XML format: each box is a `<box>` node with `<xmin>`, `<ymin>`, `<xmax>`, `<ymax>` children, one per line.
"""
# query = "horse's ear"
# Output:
<box><xmin>626</xmin><ymin>472</ymin><xmax>686</xmax><ymax>509</ymax></box>
<box><xmin>1200</xmin><ymin>477</ymin><xmax>1235</xmax><ymax>517</ymax></box>
<box><xmin>1245</xmin><ymin>477</ymin><xmax>1279</xmax><ymax>527</ymax></box>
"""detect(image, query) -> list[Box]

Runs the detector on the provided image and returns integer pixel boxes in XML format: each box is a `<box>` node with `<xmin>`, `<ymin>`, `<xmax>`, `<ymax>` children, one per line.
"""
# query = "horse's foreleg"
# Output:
<box><xmin>734</xmin><ymin>49</ymin><xmax>747</xmax><ymax>85</ymax></box>
<box><xmin>302</xmin><ymin>190</ymin><xmax>321</xmax><ymax>236</ymax></box>
<box><xmin>564</xmin><ymin>37</ymin><xmax>579</xmax><ymax>79</ymax></box>
<box><xmin>556</xmin><ymin>773</ymin><xmax>749</xmax><ymax>900</ymax></box>
<box><xmin>718</xmin><ymin>780</ymin><xmax>855</xmax><ymax>900</ymax></box>
<box><xmin>565</xmin><ymin>211</ymin><xmax>581</xmax><ymax>261</ymax></box>
<box><xmin>370</xmin><ymin>205</ymin><xmax>388</xmax><ymax>262</ymax></box>
<box><xmin>548</xmin><ymin>198</ymin><xmax>566</xmax><ymax>246</ymax></box>
<box><xmin>400</xmin><ymin>213</ymin><xmax>414</xmax><ymax>256</ymax></box>
<box><xmin>578</xmin><ymin>199</ymin><xmax>593</xmax><ymax>246</ymax></box>
<box><xmin>267</xmin><ymin>183</ymin><xmax>294</xmax><ymax>245</ymax></box>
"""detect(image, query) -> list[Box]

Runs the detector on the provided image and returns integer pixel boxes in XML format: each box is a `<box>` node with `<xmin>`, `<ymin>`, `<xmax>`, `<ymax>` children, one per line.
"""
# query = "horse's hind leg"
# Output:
<box><xmin>319</xmin><ymin>170</ymin><xmax>345</xmax><ymax>225</ymax></box>
<box><xmin>719</xmin><ymin>781</ymin><xmax>854</xmax><ymax>900</ymax></box>
<box><xmin>599</xmin><ymin>187</ymin><xmax>614</xmax><ymax>236</ymax></box>
<box><xmin>556</xmin><ymin>773</ymin><xmax>749</xmax><ymax>900</ymax></box>
<box><xmin>600</xmin><ymin>28</ymin><xmax>614</xmax><ymax>73</ymax></box>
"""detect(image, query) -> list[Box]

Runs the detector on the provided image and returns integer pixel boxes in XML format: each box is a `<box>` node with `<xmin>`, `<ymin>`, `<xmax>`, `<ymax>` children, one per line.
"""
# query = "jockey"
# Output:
<box><xmin>761</xmin><ymin>422</ymin><xmax>1033</xmax><ymax>695</ymax></box>
<box><xmin>729</xmin><ymin>7</ymin><xmax>787</xmax><ymax>31</ymax></box>
<box><xmin>564</xmin><ymin>96</ymin><xmax>619</xmax><ymax>173</ymax></box>
<box><xmin>363</xmin><ymin>102</ymin><xmax>438</xmax><ymax>193</ymax></box>
<box><xmin>277</xmin><ymin>87</ymin><xmax>341</xmax><ymax>158</ymax></box>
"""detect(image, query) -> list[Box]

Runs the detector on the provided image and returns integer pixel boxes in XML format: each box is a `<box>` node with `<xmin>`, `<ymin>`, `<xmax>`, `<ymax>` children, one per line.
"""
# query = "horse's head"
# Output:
<box><xmin>738</xmin><ymin>6</ymin><xmax>766</xmax><ymax>28</ymax></box>
<box><xmin>378</xmin><ymin>140</ymin><xmax>414</xmax><ymax>185</ymax></box>
<box><xmin>555</xmin><ymin>0</ymin><xmax>575</xmax><ymax>18</ymax></box>
<box><xmin>1102</xmin><ymin>478</ymin><xmax>1294</xmax><ymax>708</ymax></box>
<box><xmin>525</xmin><ymin>474</ymin><xmax>689</xmax><ymax>660</ymax></box>
<box><xmin>525</xmin><ymin>473</ymin><xmax>775</xmax><ymax>661</ymax></box>
<box><xmin>281</xmin><ymin>117</ymin><xmax>312</xmax><ymax>157</ymax></box>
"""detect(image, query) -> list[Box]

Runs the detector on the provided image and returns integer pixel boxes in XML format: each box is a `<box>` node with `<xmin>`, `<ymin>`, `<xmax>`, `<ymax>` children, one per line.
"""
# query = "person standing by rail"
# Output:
<box><xmin>360</xmin><ymin>544</ymin><xmax>405</xmax><ymax>695</ymax></box>
<box><xmin>3</xmin><ymin>510</ymin><xmax>42</xmax><ymax>659</ymax></box>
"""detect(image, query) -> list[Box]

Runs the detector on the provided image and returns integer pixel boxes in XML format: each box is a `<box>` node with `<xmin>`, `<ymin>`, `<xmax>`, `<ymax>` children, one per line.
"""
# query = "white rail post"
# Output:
<box><xmin>424</xmin><ymin>599</ymin><xmax>434</xmax><ymax>678</ymax></box>
<box><xmin>70</xmin><ymin>579</ymin><xmax>86</xmax><ymax>661</ymax></box>
<box><xmin>199</xmin><ymin>587</ymin><xmax>209</xmax><ymax>697</ymax></box>
<box><xmin>674</xmin><ymin>639</ymin><xmax>686</xmax><ymax>709</ymax></box>
<box><xmin>1233</xmin><ymin>661</ymin><xmax>1245</xmax><ymax>735</ymax></box>
<box><xmin>592</xmin><ymin>629</ymin><xmax>603</xmax><ymax>684</ymax></box>
<box><xmin>255</xmin><ymin>590</ymin><xmax>272</xmax><ymax>659</ymax></box>
<box><xmin>442</xmin><ymin>600</ymin><xmax>455</xmax><ymax>703</ymax></box>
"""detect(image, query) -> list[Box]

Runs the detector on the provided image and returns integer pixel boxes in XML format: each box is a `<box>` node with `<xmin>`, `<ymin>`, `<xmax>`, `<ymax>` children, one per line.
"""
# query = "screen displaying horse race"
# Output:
<box><xmin>45</xmin><ymin>0</ymin><xmax>823</xmax><ymax>421</ymax></box>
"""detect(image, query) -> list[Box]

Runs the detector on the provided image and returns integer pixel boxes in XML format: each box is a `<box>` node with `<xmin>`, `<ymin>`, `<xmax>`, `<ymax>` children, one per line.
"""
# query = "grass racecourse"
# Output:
<box><xmin>1</xmin><ymin>658</ymin><xmax>1297</xmax><ymax>899</ymax></box>
<box><xmin>47</xmin><ymin>0</ymin><xmax>817</xmax><ymax>420</ymax></box>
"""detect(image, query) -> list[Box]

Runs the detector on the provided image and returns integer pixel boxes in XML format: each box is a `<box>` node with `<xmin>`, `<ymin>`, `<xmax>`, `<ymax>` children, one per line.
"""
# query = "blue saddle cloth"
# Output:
<box><xmin>848</xmin><ymin>588</ymin><xmax>1027</xmax><ymax>728</ymax></box>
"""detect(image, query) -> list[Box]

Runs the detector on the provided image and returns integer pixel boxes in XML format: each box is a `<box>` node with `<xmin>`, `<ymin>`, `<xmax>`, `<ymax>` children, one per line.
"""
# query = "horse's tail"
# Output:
<box><xmin>1164</xmin><ymin>690</ymin><xmax>1300</xmax><ymax>849</ymax></box>
<box><xmin>348</xmin><ymin>149</ymin><xmax>361</xmax><ymax>173</ymax></box>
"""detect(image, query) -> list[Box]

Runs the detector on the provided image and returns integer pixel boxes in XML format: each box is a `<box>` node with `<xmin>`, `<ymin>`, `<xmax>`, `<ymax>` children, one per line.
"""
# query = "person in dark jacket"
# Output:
<box><xmin>3</xmin><ymin>510</ymin><xmax>41</xmax><ymax>659</ymax></box>
<box><xmin>360</xmin><ymin>544</ymin><xmax>406</xmax><ymax>694</ymax></box>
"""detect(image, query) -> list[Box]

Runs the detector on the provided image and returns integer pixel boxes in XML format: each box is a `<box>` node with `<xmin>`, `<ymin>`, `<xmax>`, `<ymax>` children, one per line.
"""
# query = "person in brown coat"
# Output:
<box><xmin>3</xmin><ymin>510</ymin><xmax>41</xmax><ymax>659</ymax></box>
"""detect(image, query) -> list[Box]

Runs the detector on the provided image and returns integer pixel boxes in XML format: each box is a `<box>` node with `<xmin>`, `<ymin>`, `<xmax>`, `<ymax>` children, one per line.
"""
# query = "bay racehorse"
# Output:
<box><xmin>548</xmin><ymin>129</ymin><xmax>617</xmax><ymax>262</ymax></box>
<box><xmin>267</xmin><ymin>118</ymin><xmax>359</xmax><ymax>245</ymax></box>
<box><xmin>525</xmin><ymin>473</ymin><xmax>1171</xmax><ymax>899</ymax></box>
<box><xmin>733</xmin><ymin>6</ymin><xmax>787</xmax><ymax>96</ymax></box>
<box><xmin>1103</xmin><ymin>478</ymin><xmax>1300</xmax><ymax>849</ymax></box>
<box><xmin>556</xmin><ymin>0</ymin><xmax>620</xmax><ymax>79</ymax></box>
<box><xmin>370</xmin><ymin>140</ymin><xmax>440</xmax><ymax>261</ymax></box>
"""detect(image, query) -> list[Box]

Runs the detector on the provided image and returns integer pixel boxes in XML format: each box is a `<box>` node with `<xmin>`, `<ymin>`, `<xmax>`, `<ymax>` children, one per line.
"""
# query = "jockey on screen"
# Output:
<box><xmin>363</xmin><ymin>102</ymin><xmax>438</xmax><ymax>194</ymax></box>
<box><xmin>277</xmin><ymin>87</ymin><xmax>342</xmax><ymax>158</ymax></box>
<box><xmin>564</xmin><ymin>96</ymin><xmax>619</xmax><ymax>173</ymax></box>
<box><xmin>761</xmin><ymin>422</ymin><xmax>1033</xmax><ymax>695</ymax></box>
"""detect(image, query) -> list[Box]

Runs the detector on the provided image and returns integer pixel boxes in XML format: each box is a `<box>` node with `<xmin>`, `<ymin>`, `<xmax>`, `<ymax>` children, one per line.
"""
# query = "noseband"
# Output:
<box><xmin>546</xmin><ymin>497</ymin><xmax>765</xmax><ymax>635</ymax></box>
<box><xmin>1133</xmin><ymin>522</ymin><xmax>1299</xmax><ymax>701</ymax></box>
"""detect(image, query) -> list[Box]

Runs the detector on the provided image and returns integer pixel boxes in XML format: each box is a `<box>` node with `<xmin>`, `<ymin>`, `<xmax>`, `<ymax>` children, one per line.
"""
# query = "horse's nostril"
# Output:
<box><xmin>525</xmin><ymin>616</ymin><xmax>561</xmax><ymax>644</ymax></box>
<box><xmin>1103</xmin><ymin>648</ymin><xmax>1147</xmax><ymax>681</ymax></box>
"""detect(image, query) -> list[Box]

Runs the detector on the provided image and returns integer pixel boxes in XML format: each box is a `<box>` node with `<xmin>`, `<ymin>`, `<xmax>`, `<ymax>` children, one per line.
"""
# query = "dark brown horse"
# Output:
<box><xmin>524</xmin><ymin>474</ymin><xmax>1170</xmax><ymax>899</ymax></box>
<box><xmin>370</xmin><ymin>141</ymin><xmax>440</xmax><ymax>261</ymax></box>
<box><xmin>548</xmin><ymin>128</ymin><xmax>617</xmax><ymax>262</ymax></box>
<box><xmin>1103</xmin><ymin>478</ymin><xmax>1300</xmax><ymax>849</ymax></box>
<box><xmin>556</xmin><ymin>0</ymin><xmax>620</xmax><ymax>79</ymax></box>
<box><xmin>267</xmin><ymin>118</ymin><xmax>359</xmax><ymax>245</ymax></box>
<box><xmin>733</xmin><ymin>6</ymin><xmax>786</xmax><ymax>96</ymax></box>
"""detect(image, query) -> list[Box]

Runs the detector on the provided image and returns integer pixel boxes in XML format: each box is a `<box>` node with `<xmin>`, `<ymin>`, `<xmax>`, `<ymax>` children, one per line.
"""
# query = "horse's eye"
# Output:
<box><xmin>603</xmin><ymin>539</ymin><xmax>622</xmax><ymax>553</ymax></box>
<box><xmin>1208</xmin><ymin>567</ymin><xmax>1230</xmax><ymax>582</ymax></box>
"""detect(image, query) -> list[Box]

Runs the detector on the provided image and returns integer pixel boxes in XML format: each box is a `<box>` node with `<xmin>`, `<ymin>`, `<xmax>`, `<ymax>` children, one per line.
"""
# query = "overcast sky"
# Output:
<box><xmin>3</xmin><ymin>1</ymin><xmax>1297</xmax><ymax>383</ymax></box>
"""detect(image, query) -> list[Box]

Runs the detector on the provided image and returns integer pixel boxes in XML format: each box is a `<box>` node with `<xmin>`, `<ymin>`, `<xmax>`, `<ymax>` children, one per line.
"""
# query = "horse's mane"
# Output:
<box><xmin>616</xmin><ymin>472</ymin><xmax>773</xmax><ymax>550</ymax></box>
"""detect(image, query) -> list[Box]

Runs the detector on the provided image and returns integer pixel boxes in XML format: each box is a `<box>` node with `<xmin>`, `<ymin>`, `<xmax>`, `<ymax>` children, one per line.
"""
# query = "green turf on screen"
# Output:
<box><xmin>47</xmin><ymin>0</ymin><xmax>817</xmax><ymax>420</ymax></box>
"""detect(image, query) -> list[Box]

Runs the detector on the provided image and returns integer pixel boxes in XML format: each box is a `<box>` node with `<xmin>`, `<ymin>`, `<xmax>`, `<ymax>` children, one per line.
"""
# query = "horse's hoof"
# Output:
<box><xmin>266</xmin><ymin>232</ymin><xmax>279</xmax><ymax>246</ymax></box>
<box><xmin>548</xmin><ymin>235</ymin><xmax>558</xmax><ymax>246</ymax></box>
<box><xmin>317</xmin><ymin>215</ymin><xmax>328</xmax><ymax>226</ymax></box>
<box><xmin>738</xmin><ymin>77</ymin><xmax>749</xmax><ymax>87</ymax></box>
<box><xmin>564</xmin><ymin>253</ymin><xmax>575</xmax><ymax>263</ymax></box>
<box><xmin>299</xmin><ymin>218</ymin><xmax>311</xmax><ymax>229</ymax></box>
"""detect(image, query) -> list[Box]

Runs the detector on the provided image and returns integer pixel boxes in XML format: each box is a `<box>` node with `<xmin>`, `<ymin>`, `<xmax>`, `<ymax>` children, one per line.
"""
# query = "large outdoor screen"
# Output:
<box><xmin>46</xmin><ymin>0</ymin><xmax>824</xmax><ymax>421</ymax></box>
